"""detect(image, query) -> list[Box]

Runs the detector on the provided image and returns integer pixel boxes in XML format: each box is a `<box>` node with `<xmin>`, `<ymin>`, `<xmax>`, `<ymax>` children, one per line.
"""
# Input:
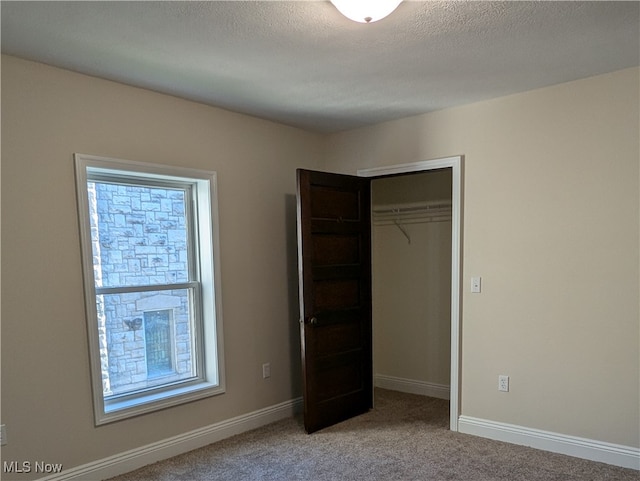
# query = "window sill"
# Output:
<box><xmin>98</xmin><ymin>381</ymin><xmax>225</xmax><ymax>425</ymax></box>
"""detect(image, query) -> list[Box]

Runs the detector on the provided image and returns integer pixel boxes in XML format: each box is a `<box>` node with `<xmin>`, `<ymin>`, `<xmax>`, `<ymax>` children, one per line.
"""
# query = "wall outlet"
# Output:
<box><xmin>262</xmin><ymin>363</ymin><xmax>271</xmax><ymax>379</ymax></box>
<box><xmin>471</xmin><ymin>276</ymin><xmax>482</xmax><ymax>293</ymax></box>
<box><xmin>498</xmin><ymin>375</ymin><xmax>509</xmax><ymax>392</ymax></box>
<box><xmin>1</xmin><ymin>424</ymin><xmax>7</xmax><ymax>446</ymax></box>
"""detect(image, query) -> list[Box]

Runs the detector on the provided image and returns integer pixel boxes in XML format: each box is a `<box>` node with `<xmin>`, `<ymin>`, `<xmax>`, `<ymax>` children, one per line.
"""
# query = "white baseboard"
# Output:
<box><xmin>458</xmin><ymin>415</ymin><xmax>640</xmax><ymax>471</ymax></box>
<box><xmin>375</xmin><ymin>374</ymin><xmax>450</xmax><ymax>400</ymax></box>
<box><xmin>39</xmin><ymin>397</ymin><xmax>303</xmax><ymax>481</ymax></box>
<box><xmin>36</xmin><ymin>393</ymin><xmax>638</xmax><ymax>479</ymax></box>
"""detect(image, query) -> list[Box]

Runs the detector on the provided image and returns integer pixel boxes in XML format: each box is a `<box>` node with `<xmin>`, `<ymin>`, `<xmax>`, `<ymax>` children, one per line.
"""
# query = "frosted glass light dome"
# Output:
<box><xmin>330</xmin><ymin>0</ymin><xmax>403</xmax><ymax>24</ymax></box>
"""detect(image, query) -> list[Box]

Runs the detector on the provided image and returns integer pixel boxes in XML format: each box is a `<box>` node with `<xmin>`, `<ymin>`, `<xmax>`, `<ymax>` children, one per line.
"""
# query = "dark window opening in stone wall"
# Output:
<box><xmin>145</xmin><ymin>310</ymin><xmax>173</xmax><ymax>377</ymax></box>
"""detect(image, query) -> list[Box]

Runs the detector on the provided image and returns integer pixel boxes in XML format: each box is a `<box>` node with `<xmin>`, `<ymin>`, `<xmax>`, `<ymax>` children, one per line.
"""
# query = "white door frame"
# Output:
<box><xmin>357</xmin><ymin>156</ymin><xmax>463</xmax><ymax>432</ymax></box>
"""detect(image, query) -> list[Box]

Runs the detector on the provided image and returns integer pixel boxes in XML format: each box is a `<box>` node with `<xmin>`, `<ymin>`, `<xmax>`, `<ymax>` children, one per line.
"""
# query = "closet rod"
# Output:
<box><xmin>372</xmin><ymin>200</ymin><xmax>452</xmax><ymax>215</ymax></box>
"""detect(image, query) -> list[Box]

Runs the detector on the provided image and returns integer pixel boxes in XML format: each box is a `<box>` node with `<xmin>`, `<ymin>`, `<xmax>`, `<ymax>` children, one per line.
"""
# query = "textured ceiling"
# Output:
<box><xmin>2</xmin><ymin>1</ymin><xmax>639</xmax><ymax>133</ymax></box>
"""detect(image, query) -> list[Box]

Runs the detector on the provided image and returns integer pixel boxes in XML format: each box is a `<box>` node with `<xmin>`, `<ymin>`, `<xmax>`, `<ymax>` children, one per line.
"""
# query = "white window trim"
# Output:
<box><xmin>74</xmin><ymin>153</ymin><xmax>226</xmax><ymax>425</ymax></box>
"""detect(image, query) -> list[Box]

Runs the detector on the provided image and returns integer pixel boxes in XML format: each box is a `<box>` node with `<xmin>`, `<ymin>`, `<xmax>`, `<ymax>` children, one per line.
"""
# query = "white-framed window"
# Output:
<box><xmin>74</xmin><ymin>153</ymin><xmax>225</xmax><ymax>425</ymax></box>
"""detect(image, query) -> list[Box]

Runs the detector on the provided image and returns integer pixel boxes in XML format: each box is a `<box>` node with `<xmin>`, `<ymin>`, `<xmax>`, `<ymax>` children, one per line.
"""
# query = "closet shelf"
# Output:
<box><xmin>372</xmin><ymin>200</ymin><xmax>452</xmax><ymax>226</ymax></box>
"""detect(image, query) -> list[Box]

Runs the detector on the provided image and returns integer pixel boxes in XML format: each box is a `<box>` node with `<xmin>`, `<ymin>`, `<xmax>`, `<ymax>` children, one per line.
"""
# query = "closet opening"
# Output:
<box><xmin>359</xmin><ymin>156</ymin><xmax>462</xmax><ymax>431</ymax></box>
<box><xmin>372</xmin><ymin>168</ymin><xmax>452</xmax><ymax>402</ymax></box>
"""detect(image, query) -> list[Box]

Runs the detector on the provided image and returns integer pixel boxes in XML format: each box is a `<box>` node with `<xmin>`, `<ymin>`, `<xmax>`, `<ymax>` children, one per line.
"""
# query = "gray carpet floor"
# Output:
<box><xmin>108</xmin><ymin>389</ymin><xmax>638</xmax><ymax>480</ymax></box>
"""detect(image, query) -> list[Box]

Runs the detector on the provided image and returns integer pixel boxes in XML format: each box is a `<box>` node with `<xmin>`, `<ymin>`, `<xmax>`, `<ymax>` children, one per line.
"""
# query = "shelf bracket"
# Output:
<box><xmin>393</xmin><ymin>219</ymin><xmax>411</xmax><ymax>244</ymax></box>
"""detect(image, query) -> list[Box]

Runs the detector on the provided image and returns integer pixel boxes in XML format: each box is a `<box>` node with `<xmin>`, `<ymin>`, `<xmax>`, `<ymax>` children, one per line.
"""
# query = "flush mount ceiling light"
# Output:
<box><xmin>330</xmin><ymin>0</ymin><xmax>403</xmax><ymax>24</ymax></box>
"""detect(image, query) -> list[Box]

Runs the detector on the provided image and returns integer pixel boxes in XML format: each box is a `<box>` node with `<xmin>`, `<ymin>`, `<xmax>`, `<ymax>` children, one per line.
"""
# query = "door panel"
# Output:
<box><xmin>315</xmin><ymin>322</ymin><xmax>362</xmax><ymax>354</ymax></box>
<box><xmin>314</xmin><ymin>279</ymin><xmax>360</xmax><ymax>309</ymax></box>
<box><xmin>297</xmin><ymin>169</ymin><xmax>372</xmax><ymax>433</ymax></box>
<box><xmin>312</xmin><ymin>235</ymin><xmax>360</xmax><ymax>265</ymax></box>
<box><xmin>310</xmin><ymin>187</ymin><xmax>360</xmax><ymax>219</ymax></box>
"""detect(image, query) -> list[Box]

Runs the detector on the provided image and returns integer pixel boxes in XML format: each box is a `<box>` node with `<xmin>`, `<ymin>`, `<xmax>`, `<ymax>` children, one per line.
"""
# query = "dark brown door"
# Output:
<box><xmin>296</xmin><ymin>169</ymin><xmax>373</xmax><ymax>433</ymax></box>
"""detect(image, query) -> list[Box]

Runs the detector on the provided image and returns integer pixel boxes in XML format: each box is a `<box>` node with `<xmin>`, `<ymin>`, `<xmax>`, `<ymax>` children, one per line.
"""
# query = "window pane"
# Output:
<box><xmin>97</xmin><ymin>289</ymin><xmax>196</xmax><ymax>397</ymax></box>
<box><xmin>88</xmin><ymin>181</ymin><xmax>189</xmax><ymax>288</ymax></box>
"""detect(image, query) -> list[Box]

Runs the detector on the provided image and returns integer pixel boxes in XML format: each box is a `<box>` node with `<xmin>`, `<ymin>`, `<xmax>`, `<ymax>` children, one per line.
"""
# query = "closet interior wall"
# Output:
<box><xmin>372</xmin><ymin>170</ymin><xmax>453</xmax><ymax>398</ymax></box>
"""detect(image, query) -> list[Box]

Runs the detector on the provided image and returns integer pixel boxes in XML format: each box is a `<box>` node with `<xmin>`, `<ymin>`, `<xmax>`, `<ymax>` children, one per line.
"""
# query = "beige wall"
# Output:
<box><xmin>325</xmin><ymin>67</ymin><xmax>640</xmax><ymax>448</ymax></box>
<box><xmin>1</xmin><ymin>55</ymin><xmax>323</xmax><ymax>477</ymax></box>
<box><xmin>371</xmin><ymin>169</ymin><xmax>453</xmax><ymax>205</ymax></box>
<box><xmin>372</xmin><ymin>172</ymin><xmax>452</xmax><ymax>386</ymax></box>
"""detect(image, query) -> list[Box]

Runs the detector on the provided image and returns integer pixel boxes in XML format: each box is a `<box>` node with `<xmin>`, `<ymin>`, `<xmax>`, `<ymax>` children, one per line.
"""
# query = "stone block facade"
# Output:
<box><xmin>89</xmin><ymin>181</ymin><xmax>195</xmax><ymax>396</ymax></box>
